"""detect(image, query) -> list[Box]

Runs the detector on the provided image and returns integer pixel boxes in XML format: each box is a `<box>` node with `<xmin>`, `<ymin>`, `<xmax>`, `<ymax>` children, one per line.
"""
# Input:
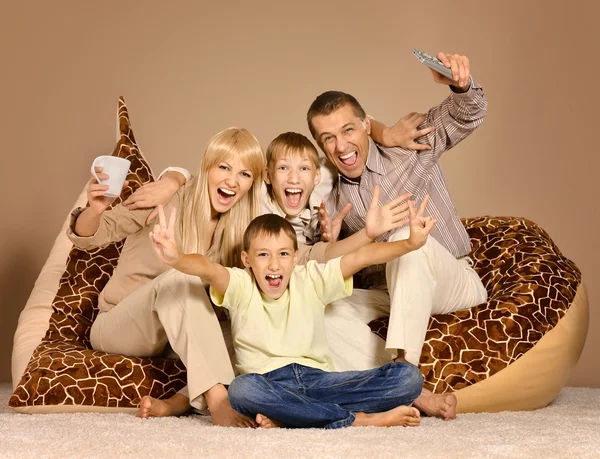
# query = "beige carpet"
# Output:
<box><xmin>1</xmin><ymin>384</ymin><xmax>599</xmax><ymax>458</ymax></box>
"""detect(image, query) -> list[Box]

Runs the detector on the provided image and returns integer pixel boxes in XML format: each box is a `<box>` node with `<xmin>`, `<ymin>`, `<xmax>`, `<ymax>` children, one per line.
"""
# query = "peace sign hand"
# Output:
<box><xmin>407</xmin><ymin>195</ymin><xmax>437</xmax><ymax>250</ymax></box>
<box><xmin>149</xmin><ymin>205</ymin><xmax>181</xmax><ymax>265</ymax></box>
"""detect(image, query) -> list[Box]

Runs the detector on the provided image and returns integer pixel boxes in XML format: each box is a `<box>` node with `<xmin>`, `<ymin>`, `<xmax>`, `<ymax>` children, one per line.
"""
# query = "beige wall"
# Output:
<box><xmin>1</xmin><ymin>1</ymin><xmax>598</xmax><ymax>386</ymax></box>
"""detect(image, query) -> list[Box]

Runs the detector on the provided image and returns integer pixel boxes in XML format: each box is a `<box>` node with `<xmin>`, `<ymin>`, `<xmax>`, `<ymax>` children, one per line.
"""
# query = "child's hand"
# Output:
<box><xmin>381</xmin><ymin>113</ymin><xmax>433</xmax><ymax>150</ymax></box>
<box><xmin>407</xmin><ymin>195</ymin><xmax>437</xmax><ymax>250</ymax></box>
<box><xmin>365</xmin><ymin>186</ymin><xmax>411</xmax><ymax>240</ymax></box>
<box><xmin>319</xmin><ymin>201</ymin><xmax>352</xmax><ymax>243</ymax></box>
<box><xmin>149</xmin><ymin>205</ymin><xmax>181</xmax><ymax>265</ymax></box>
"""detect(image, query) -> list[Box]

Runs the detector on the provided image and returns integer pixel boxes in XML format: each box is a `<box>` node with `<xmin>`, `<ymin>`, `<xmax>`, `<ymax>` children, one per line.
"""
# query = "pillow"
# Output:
<box><xmin>10</xmin><ymin>98</ymin><xmax>187</xmax><ymax>413</ymax></box>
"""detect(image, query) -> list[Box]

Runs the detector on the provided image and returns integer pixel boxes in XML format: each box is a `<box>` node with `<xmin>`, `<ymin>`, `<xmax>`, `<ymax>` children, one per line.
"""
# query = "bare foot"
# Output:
<box><xmin>205</xmin><ymin>384</ymin><xmax>257</xmax><ymax>428</ymax></box>
<box><xmin>136</xmin><ymin>395</ymin><xmax>188</xmax><ymax>418</ymax></box>
<box><xmin>393</xmin><ymin>349</ymin><xmax>409</xmax><ymax>364</ymax></box>
<box><xmin>255</xmin><ymin>413</ymin><xmax>284</xmax><ymax>429</ymax></box>
<box><xmin>413</xmin><ymin>388</ymin><xmax>457</xmax><ymax>420</ymax></box>
<box><xmin>352</xmin><ymin>406</ymin><xmax>421</xmax><ymax>427</ymax></box>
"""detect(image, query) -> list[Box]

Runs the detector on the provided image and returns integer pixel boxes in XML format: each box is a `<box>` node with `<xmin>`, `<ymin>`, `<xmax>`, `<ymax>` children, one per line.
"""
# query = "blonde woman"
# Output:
<box><xmin>68</xmin><ymin>127</ymin><xmax>265</xmax><ymax>426</ymax></box>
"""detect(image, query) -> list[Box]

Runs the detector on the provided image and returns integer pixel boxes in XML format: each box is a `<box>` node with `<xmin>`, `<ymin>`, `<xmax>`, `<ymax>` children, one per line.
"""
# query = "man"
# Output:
<box><xmin>307</xmin><ymin>52</ymin><xmax>489</xmax><ymax>365</ymax></box>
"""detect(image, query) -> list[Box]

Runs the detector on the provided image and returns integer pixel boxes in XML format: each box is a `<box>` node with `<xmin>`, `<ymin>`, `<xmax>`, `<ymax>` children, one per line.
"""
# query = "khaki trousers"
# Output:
<box><xmin>90</xmin><ymin>269</ymin><xmax>235</xmax><ymax>410</ymax></box>
<box><xmin>385</xmin><ymin>226</ymin><xmax>488</xmax><ymax>365</ymax></box>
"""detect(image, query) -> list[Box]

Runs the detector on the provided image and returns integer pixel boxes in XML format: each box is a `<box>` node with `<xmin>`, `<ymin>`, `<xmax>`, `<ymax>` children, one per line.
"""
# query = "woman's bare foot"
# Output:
<box><xmin>413</xmin><ymin>388</ymin><xmax>457</xmax><ymax>420</ymax></box>
<box><xmin>255</xmin><ymin>413</ymin><xmax>285</xmax><ymax>429</ymax></box>
<box><xmin>137</xmin><ymin>393</ymin><xmax>190</xmax><ymax>418</ymax></box>
<box><xmin>352</xmin><ymin>406</ymin><xmax>421</xmax><ymax>427</ymax></box>
<box><xmin>205</xmin><ymin>384</ymin><xmax>257</xmax><ymax>428</ymax></box>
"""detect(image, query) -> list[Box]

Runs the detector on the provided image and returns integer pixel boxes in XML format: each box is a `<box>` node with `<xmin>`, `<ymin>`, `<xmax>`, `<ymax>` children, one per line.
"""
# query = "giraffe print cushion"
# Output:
<box><xmin>369</xmin><ymin>216</ymin><xmax>582</xmax><ymax>393</ymax></box>
<box><xmin>10</xmin><ymin>98</ymin><xmax>187</xmax><ymax>411</ymax></box>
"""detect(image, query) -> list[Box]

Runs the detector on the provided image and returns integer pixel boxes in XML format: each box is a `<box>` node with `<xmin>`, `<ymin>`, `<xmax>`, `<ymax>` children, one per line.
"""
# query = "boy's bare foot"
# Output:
<box><xmin>352</xmin><ymin>406</ymin><xmax>421</xmax><ymax>427</ymax></box>
<box><xmin>205</xmin><ymin>384</ymin><xmax>257</xmax><ymax>428</ymax></box>
<box><xmin>136</xmin><ymin>393</ymin><xmax>190</xmax><ymax>418</ymax></box>
<box><xmin>255</xmin><ymin>413</ymin><xmax>285</xmax><ymax>429</ymax></box>
<box><xmin>413</xmin><ymin>388</ymin><xmax>457</xmax><ymax>420</ymax></box>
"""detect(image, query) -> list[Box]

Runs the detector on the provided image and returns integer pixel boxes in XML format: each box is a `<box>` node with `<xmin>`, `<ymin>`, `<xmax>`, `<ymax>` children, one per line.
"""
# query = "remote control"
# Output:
<box><xmin>412</xmin><ymin>49</ymin><xmax>454</xmax><ymax>80</ymax></box>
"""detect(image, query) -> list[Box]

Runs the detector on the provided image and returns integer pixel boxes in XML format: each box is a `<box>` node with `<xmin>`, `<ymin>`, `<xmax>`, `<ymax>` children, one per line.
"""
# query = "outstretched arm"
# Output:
<box><xmin>323</xmin><ymin>186</ymin><xmax>411</xmax><ymax>260</ymax></box>
<box><xmin>422</xmin><ymin>52</ymin><xmax>487</xmax><ymax>158</ymax></box>
<box><xmin>150</xmin><ymin>205</ymin><xmax>230</xmax><ymax>295</ymax></box>
<box><xmin>123</xmin><ymin>169</ymin><xmax>190</xmax><ymax>224</ymax></box>
<box><xmin>339</xmin><ymin>196</ymin><xmax>436</xmax><ymax>279</ymax></box>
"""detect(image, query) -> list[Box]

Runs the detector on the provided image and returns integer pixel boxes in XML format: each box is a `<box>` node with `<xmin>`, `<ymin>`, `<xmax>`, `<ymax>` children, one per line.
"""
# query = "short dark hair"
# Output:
<box><xmin>243</xmin><ymin>214</ymin><xmax>298</xmax><ymax>252</ymax></box>
<box><xmin>307</xmin><ymin>91</ymin><xmax>367</xmax><ymax>139</ymax></box>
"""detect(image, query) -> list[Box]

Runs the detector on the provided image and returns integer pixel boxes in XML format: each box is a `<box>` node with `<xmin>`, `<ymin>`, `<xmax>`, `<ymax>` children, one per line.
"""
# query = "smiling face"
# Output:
<box><xmin>242</xmin><ymin>229</ymin><xmax>298</xmax><ymax>300</ymax></box>
<box><xmin>266</xmin><ymin>152</ymin><xmax>321</xmax><ymax>218</ymax></box>
<box><xmin>207</xmin><ymin>154</ymin><xmax>255</xmax><ymax>217</ymax></box>
<box><xmin>310</xmin><ymin>104</ymin><xmax>371</xmax><ymax>180</ymax></box>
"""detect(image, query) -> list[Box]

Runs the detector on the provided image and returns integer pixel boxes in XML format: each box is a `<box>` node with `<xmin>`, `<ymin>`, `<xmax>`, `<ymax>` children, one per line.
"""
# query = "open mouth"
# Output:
<box><xmin>217</xmin><ymin>187</ymin><xmax>236</xmax><ymax>205</ymax></box>
<box><xmin>265</xmin><ymin>274</ymin><xmax>283</xmax><ymax>290</ymax></box>
<box><xmin>338</xmin><ymin>151</ymin><xmax>358</xmax><ymax>167</ymax></box>
<box><xmin>284</xmin><ymin>188</ymin><xmax>303</xmax><ymax>208</ymax></box>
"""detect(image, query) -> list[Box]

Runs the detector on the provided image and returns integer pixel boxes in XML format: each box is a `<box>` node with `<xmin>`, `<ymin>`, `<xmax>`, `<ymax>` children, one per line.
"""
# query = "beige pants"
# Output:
<box><xmin>90</xmin><ymin>269</ymin><xmax>235</xmax><ymax>410</ymax></box>
<box><xmin>325</xmin><ymin>227</ymin><xmax>487</xmax><ymax>370</ymax></box>
<box><xmin>385</xmin><ymin>226</ymin><xmax>488</xmax><ymax>364</ymax></box>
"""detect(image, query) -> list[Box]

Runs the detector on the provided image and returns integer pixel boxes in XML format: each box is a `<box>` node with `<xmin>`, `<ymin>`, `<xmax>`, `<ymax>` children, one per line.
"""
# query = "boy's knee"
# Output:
<box><xmin>391</xmin><ymin>362</ymin><xmax>424</xmax><ymax>401</ymax></box>
<box><xmin>408</xmin><ymin>365</ymin><xmax>424</xmax><ymax>398</ymax></box>
<box><xmin>228</xmin><ymin>374</ymin><xmax>264</xmax><ymax>406</ymax></box>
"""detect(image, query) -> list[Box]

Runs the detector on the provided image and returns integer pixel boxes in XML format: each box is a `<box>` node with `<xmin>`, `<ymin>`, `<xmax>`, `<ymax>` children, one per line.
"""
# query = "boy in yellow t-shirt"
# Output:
<box><xmin>149</xmin><ymin>197</ymin><xmax>437</xmax><ymax>429</ymax></box>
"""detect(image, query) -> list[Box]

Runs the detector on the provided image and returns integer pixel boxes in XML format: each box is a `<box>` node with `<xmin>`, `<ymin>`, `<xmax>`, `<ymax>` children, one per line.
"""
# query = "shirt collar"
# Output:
<box><xmin>365</xmin><ymin>138</ymin><xmax>386</xmax><ymax>176</ymax></box>
<box><xmin>263</xmin><ymin>189</ymin><xmax>312</xmax><ymax>226</ymax></box>
<box><xmin>339</xmin><ymin>137</ymin><xmax>385</xmax><ymax>184</ymax></box>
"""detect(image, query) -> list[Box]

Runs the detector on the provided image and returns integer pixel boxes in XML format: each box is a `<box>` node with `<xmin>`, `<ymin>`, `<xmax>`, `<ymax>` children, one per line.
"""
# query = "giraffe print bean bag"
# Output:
<box><xmin>10</xmin><ymin>98</ymin><xmax>186</xmax><ymax>413</ymax></box>
<box><xmin>9</xmin><ymin>99</ymin><xmax>588</xmax><ymax>413</ymax></box>
<box><xmin>368</xmin><ymin>217</ymin><xmax>588</xmax><ymax>412</ymax></box>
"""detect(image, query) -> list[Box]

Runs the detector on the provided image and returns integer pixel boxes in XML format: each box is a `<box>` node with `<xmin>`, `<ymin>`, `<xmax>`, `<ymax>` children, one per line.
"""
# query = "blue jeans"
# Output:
<box><xmin>228</xmin><ymin>362</ymin><xmax>423</xmax><ymax>429</ymax></box>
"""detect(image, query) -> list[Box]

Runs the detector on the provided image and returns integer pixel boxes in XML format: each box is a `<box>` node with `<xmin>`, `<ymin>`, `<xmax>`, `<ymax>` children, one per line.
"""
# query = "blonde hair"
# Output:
<box><xmin>178</xmin><ymin>127</ymin><xmax>265</xmax><ymax>268</ymax></box>
<box><xmin>265</xmin><ymin>132</ymin><xmax>320</xmax><ymax>199</ymax></box>
<box><xmin>266</xmin><ymin>132</ymin><xmax>320</xmax><ymax>170</ymax></box>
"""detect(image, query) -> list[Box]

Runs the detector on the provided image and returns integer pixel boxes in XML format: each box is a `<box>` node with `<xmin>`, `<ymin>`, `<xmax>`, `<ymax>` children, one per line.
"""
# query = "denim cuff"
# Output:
<box><xmin>324</xmin><ymin>412</ymin><xmax>356</xmax><ymax>430</ymax></box>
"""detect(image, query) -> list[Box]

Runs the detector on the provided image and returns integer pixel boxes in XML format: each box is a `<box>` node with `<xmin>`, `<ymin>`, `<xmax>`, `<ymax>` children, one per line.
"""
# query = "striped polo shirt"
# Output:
<box><xmin>324</xmin><ymin>79</ymin><xmax>487</xmax><ymax>287</ymax></box>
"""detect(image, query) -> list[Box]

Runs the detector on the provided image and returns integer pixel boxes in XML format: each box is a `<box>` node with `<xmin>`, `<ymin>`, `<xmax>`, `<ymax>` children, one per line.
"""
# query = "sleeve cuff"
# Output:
<box><xmin>66</xmin><ymin>207</ymin><xmax>103</xmax><ymax>249</ymax></box>
<box><xmin>450</xmin><ymin>76</ymin><xmax>481</xmax><ymax>95</ymax></box>
<box><xmin>157</xmin><ymin>167</ymin><xmax>192</xmax><ymax>183</ymax></box>
<box><xmin>297</xmin><ymin>241</ymin><xmax>329</xmax><ymax>265</ymax></box>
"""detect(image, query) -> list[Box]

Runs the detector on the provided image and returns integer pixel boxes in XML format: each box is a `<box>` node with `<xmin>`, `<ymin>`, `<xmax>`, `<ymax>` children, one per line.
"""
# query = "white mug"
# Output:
<box><xmin>90</xmin><ymin>156</ymin><xmax>131</xmax><ymax>198</ymax></box>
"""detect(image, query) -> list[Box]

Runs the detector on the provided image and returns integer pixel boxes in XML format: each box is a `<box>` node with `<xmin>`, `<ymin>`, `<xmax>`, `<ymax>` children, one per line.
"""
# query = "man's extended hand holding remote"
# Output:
<box><xmin>432</xmin><ymin>52</ymin><xmax>471</xmax><ymax>91</ymax></box>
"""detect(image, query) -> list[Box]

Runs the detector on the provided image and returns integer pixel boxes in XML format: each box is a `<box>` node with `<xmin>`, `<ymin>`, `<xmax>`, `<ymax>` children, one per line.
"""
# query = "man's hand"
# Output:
<box><xmin>149</xmin><ymin>205</ymin><xmax>181</xmax><ymax>265</ymax></box>
<box><xmin>430</xmin><ymin>52</ymin><xmax>471</xmax><ymax>90</ymax></box>
<box><xmin>407</xmin><ymin>195</ymin><xmax>437</xmax><ymax>250</ymax></box>
<box><xmin>319</xmin><ymin>201</ymin><xmax>352</xmax><ymax>243</ymax></box>
<box><xmin>123</xmin><ymin>172</ymin><xmax>184</xmax><ymax>224</ymax></box>
<box><xmin>380</xmin><ymin>113</ymin><xmax>433</xmax><ymax>150</ymax></box>
<box><xmin>365</xmin><ymin>186</ymin><xmax>411</xmax><ymax>240</ymax></box>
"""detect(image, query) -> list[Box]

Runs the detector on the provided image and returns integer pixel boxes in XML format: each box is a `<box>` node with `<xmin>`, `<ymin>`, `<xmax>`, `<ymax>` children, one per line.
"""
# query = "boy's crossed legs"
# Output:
<box><xmin>228</xmin><ymin>362</ymin><xmax>423</xmax><ymax>429</ymax></box>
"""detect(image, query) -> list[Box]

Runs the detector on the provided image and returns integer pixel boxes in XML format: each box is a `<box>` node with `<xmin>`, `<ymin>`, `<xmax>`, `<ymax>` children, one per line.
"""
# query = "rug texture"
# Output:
<box><xmin>1</xmin><ymin>384</ymin><xmax>599</xmax><ymax>458</ymax></box>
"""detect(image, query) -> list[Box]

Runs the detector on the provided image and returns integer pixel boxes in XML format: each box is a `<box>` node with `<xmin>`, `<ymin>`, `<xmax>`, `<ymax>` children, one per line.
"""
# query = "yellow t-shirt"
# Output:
<box><xmin>210</xmin><ymin>257</ymin><xmax>352</xmax><ymax>375</ymax></box>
